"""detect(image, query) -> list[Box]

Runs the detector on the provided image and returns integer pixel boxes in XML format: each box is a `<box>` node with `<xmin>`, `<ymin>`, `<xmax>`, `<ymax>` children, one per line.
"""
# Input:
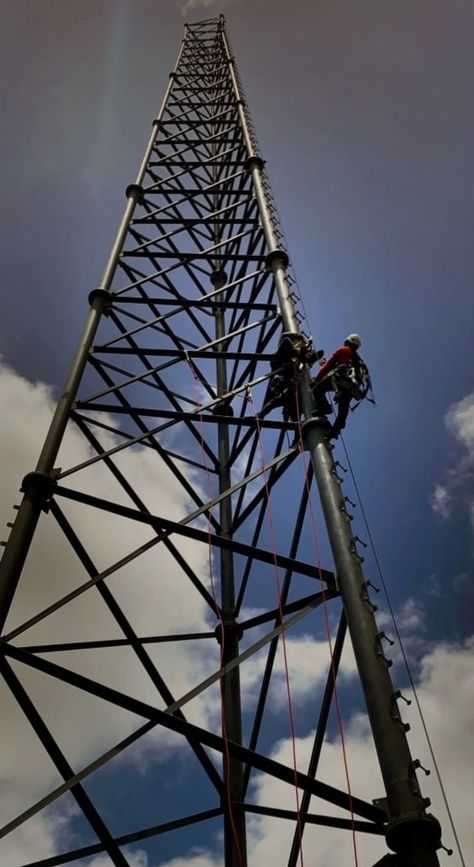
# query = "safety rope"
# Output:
<box><xmin>340</xmin><ymin>436</ymin><xmax>465</xmax><ymax>867</ymax></box>
<box><xmin>247</xmin><ymin>387</ymin><xmax>305</xmax><ymax>867</ymax></box>
<box><xmin>187</xmin><ymin>360</ymin><xmax>246</xmax><ymax>867</ymax></box>
<box><xmin>293</xmin><ymin>382</ymin><xmax>359</xmax><ymax>867</ymax></box>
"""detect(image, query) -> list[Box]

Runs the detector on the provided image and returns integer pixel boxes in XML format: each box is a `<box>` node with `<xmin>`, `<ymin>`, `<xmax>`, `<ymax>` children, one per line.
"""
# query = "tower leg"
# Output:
<box><xmin>213</xmin><ymin>268</ymin><xmax>247</xmax><ymax>867</ymax></box>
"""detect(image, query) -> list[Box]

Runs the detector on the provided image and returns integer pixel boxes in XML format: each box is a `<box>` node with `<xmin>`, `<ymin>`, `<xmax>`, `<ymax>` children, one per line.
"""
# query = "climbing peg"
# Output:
<box><xmin>376</xmin><ymin>647</ymin><xmax>393</xmax><ymax>668</ymax></box>
<box><xmin>378</xmin><ymin>631</ymin><xmax>395</xmax><ymax>646</ymax></box>
<box><xmin>340</xmin><ymin>504</ymin><xmax>354</xmax><ymax>521</ymax></box>
<box><xmin>393</xmin><ymin>689</ymin><xmax>411</xmax><ymax>706</ymax></box>
<box><xmin>350</xmin><ymin>541</ymin><xmax>364</xmax><ymax>563</ymax></box>
<box><xmin>411</xmin><ymin>759</ymin><xmax>430</xmax><ymax>776</ymax></box>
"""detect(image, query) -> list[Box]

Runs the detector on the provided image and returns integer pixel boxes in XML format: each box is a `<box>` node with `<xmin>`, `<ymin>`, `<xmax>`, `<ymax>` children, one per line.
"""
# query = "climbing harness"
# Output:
<box><xmin>262</xmin><ymin>333</ymin><xmax>323</xmax><ymax>420</ymax></box>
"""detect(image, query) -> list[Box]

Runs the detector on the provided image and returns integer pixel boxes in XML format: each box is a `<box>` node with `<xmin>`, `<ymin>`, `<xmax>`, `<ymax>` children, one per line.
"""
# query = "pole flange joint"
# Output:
<box><xmin>88</xmin><ymin>288</ymin><xmax>113</xmax><ymax>311</ymax></box>
<box><xmin>215</xmin><ymin>619</ymin><xmax>243</xmax><ymax>645</ymax></box>
<box><xmin>211</xmin><ymin>400</ymin><xmax>234</xmax><ymax>417</ymax></box>
<box><xmin>210</xmin><ymin>268</ymin><xmax>228</xmax><ymax>286</ymax></box>
<box><xmin>245</xmin><ymin>155</ymin><xmax>265</xmax><ymax>173</ymax></box>
<box><xmin>386</xmin><ymin>813</ymin><xmax>442</xmax><ymax>856</ymax></box>
<box><xmin>21</xmin><ymin>471</ymin><xmax>56</xmax><ymax>508</ymax></box>
<box><xmin>265</xmin><ymin>248</ymin><xmax>289</xmax><ymax>269</ymax></box>
<box><xmin>301</xmin><ymin>415</ymin><xmax>331</xmax><ymax>437</ymax></box>
<box><xmin>299</xmin><ymin>417</ymin><xmax>332</xmax><ymax>452</ymax></box>
<box><xmin>125</xmin><ymin>184</ymin><xmax>144</xmax><ymax>203</ymax></box>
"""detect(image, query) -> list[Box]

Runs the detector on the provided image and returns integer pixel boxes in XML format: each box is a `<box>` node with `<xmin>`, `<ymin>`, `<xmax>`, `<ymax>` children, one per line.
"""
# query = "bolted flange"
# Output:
<box><xmin>215</xmin><ymin>619</ymin><xmax>243</xmax><ymax>646</ymax></box>
<box><xmin>265</xmin><ymin>248</ymin><xmax>289</xmax><ymax>269</ymax></box>
<box><xmin>21</xmin><ymin>471</ymin><xmax>56</xmax><ymax>511</ymax></box>
<box><xmin>88</xmin><ymin>288</ymin><xmax>113</xmax><ymax>311</ymax></box>
<box><xmin>211</xmin><ymin>400</ymin><xmax>234</xmax><ymax>417</ymax></box>
<box><xmin>210</xmin><ymin>268</ymin><xmax>228</xmax><ymax>286</ymax></box>
<box><xmin>245</xmin><ymin>154</ymin><xmax>264</xmax><ymax>173</ymax></box>
<box><xmin>386</xmin><ymin>813</ymin><xmax>442</xmax><ymax>858</ymax></box>
<box><xmin>125</xmin><ymin>183</ymin><xmax>144</xmax><ymax>202</ymax></box>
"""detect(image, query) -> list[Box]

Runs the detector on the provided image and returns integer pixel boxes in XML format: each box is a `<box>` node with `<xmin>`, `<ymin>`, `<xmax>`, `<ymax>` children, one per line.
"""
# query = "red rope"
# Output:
<box><xmin>187</xmin><ymin>361</ymin><xmax>245</xmax><ymax>867</ymax></box>
<box><xmin>293</xmin><ymin>382</ymin><xmax>359</xmax><ymax>867</ymax></box>
<box><xmin>247</xmin><ymin>387</ymin><xmax>306</xmax><ymax>867</ymax></box>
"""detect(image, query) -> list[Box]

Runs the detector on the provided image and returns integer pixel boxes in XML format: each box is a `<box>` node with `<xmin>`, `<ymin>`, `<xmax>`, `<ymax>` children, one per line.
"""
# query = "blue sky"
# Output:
<box><xmin>0</xmin><ymin>1</ymin><xmax>473</xmax><ymax>866</ymax></box>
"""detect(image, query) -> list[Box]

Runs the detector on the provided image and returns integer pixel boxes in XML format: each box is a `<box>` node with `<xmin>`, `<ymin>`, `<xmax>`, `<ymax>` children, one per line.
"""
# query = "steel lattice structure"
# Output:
<box><xmin>0</xmin><ymin>16</ymin><xmax>442</xmax><ymax>867</ymax></box>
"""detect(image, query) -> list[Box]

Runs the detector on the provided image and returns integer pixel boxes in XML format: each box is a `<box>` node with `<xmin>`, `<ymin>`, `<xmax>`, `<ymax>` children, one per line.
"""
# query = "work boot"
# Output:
<box><xmin>262</xmin><ymin>387</ymin><xmax>289</xmax><ymax>414</ymax></box>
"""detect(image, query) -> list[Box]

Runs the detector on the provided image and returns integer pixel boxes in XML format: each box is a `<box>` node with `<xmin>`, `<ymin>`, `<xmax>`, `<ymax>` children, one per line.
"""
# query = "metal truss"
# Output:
<box><xmin>0</xmin><ymin>15</ymin><xmax>441</xmax><ymax>867</ymax></box>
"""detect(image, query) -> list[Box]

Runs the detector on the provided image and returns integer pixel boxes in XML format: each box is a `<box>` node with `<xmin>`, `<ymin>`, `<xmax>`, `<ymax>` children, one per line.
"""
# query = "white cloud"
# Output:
<box><xmin>395</xmin><ymin>596</ymin><xmax>426</xmax><ymax>632</ymax></box>
<box><xmin>240</xmin><ymin>632</ymin><xmax>357</xmax><ymax>714</ymax></box>
<box><xmin>431</xmin><ymin>484</ymin><xmax>452</xmax><ymax>520</ymax></box>
<box><xmin>445</xmin><ymin>393</ymin><xmax>474</xmax><ymax>455</ymax></box>
<box><xmin>431</xmin><ymin>391</ymin><xmax>474</xmax><ymax>529</ymax></box>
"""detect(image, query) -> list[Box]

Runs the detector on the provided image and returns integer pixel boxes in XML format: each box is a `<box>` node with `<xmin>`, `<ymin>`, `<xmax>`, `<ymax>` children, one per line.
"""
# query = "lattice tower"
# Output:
<box><xmin>0</xmin><ymin>16</ymin><xmax>442</xmax><ymax>867</ymax></box>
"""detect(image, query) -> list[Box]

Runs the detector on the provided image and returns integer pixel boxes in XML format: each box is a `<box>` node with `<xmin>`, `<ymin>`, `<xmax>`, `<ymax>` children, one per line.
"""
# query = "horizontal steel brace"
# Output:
<box><xmin>123</xmin><ymin>251</ymin><xmax>264</xmax><ymax>262</ymax></box>
<box><xmin>144</xmin><ymin>161</ymin><xmax>245</xmax><ymax>170</ymax></box>
<box><xmin>137</xmin><ymin>184</ymin><xmax>246</xmax><ymax>197</ymax></box>
<box><xmin>91</xmin><ymin>348</ymin><xmax>275</xmax><ymax>360</ymax></box>
<box><xmin>75</xmin><ymin>404</ymin><xmax>294</xmax><ymax>430</ymax></box>
<box><xmin>114</xmin><ymin>298</ymin><xmax>275</xmax><ymax>310</ymax></box>
<box><xmin>133</xmin><ymin>216</ymin><xmax>255</xmax><ymax>225</ymax></box>
<box><xmin>21</xmin><ymin>631</ymin><xmax>214</xmax><ymax>653</ymax></box>
<box><xmin>243</xmin><ymin>804</ymin><xmax>385</xmax><ymax>835</ymax></box>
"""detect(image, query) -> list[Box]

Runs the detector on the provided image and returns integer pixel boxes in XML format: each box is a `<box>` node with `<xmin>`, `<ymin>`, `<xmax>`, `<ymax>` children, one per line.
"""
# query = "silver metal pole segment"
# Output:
<box><xmin>221</xmin><ymin>18</ymin><xmax>441</xmax><ymax>866</ymax></box>
<box><xmin>0</xmin><ymin>35</ymin><xmax>188</xmax><ymax>634</ymax></box>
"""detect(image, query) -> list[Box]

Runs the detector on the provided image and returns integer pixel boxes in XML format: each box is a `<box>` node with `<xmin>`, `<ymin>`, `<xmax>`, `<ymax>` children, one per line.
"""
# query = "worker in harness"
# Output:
<box><xmin>311</xmin><ymin>333</ymin><xmax>371</xmax><ymax>439</ymax></box>
<box><xmin>261</xmin><ymin>333</ymin><xmax>323</xmax><ymax>420</ymax></box>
